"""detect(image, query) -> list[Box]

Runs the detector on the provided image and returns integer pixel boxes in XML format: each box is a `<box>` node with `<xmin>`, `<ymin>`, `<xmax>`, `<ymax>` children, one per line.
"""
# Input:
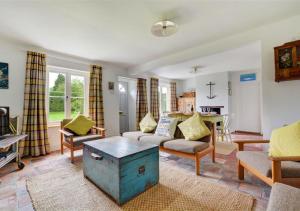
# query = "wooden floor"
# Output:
<box><xmin>0</xmin><ymin>133</ymin><xmax>270</xmax><ymax>211</ymax></box>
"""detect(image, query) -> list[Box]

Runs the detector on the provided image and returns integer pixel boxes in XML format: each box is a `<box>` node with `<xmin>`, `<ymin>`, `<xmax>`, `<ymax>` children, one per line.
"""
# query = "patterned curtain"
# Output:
<box><xmin>136</xmin><ymin>78</ymin><xmax>148</xmax><ymax>130</ymax></box>
<box><xmin>170</xmin><ymin>82</ymin><xmax>178</xmax><ymax>112</ymax></box>
<box><xmin>150</xmin><ymin>78</ymin><xmax>159</xmax><ymax>121</ymax></box>
<box><xmin>89</xmin><ymin>65</ymin><xmax>104</xmax><ymax>128</ymax></box>
<box><xmin>20</xmin><ymin>51</ymin><xmax>50</xmax><ymax>157</ymax></box>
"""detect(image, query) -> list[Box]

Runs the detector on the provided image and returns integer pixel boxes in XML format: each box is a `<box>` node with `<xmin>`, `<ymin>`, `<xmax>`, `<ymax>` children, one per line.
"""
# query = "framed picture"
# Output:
<box><xmin>108</xmin><ymin>81</ymin><xmax>114</xmax><ymax>90</ymax></box>
<box><xmin>278</xmin><ymin>47</ymin><xmax>293</xmax><ymax>69</ymax></box>
<box><xmin>274</xmin><ymin>40</ymin><xmax>300</xmax><ymax>82</ymax></box>
<box><xmin>0</xmin><ymin>62</ymin><xmax>8</xmax><ymax>89</ymax></box>
<box><xmin>240</xmin><ymin>73</ymin><xmax>256</xmax><ymax>82</ymax></box>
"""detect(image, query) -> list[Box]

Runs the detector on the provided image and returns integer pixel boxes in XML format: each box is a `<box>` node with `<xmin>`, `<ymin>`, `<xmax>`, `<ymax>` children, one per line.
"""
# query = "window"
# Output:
<box><xmin>159</xmin><ymin>85</ymin><xmax>170</xmax><ymax>114</ymax></box>
<box><xmin>47</xmin><ymin>67</ymin><xmax>89</xmax><ymax>123</ymax></box>
<box><xmin>48</xmin><ymin>72</ymin><xmax>66</xmax><ymax>122</ymax></box>
<box><xmin>71</xmin><ymin>75</ymin><xmax>85</xmax><ymax>119</ymax></box>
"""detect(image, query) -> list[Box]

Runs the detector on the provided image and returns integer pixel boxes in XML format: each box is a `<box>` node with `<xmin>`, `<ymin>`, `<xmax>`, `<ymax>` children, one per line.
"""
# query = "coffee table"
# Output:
<box><xmin>83</xmin><ymin>136</ymin><xmax>159</xmax><ymax>205</ymax></box>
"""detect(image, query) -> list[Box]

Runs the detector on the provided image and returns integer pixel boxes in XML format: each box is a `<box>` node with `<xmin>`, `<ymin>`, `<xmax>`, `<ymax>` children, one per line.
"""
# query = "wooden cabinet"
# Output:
<box><xmin>177</xmin><ymin>92</ymin><xmax>196</xmax><ymax>113</ymax></box>
<box><xmin>274</xmin><ymin>40</ymin><xmax>300</xmax><ymax>82</ymax></box>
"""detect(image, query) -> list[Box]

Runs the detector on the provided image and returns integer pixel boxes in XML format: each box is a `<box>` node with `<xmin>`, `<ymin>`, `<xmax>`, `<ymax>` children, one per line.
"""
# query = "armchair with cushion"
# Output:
<box><xmin>235</xmin><ymin>140</ymin><xmax>300</xmax><ymax>187</ymax></box>
<box><xmin>59</xmin><ymin>119</ymin><xmax>105</xmax><ymax>163</ymax></box>
<box><xmin>123</xmin><ymin>120</ymin><xmax>215</xmax><ymax>175</ymax></box>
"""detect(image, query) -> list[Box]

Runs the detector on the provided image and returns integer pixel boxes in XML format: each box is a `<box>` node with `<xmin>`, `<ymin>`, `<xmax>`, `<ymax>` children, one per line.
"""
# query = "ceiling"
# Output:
<box><xmin>150</xmin><ymin>41</ymin><xmax>261</xmax><ymax>79</ymax></box>
<box><xmin>0</xmin><ymin>0</ymin><xmax>299</xmax><ymax>68</ymax></box>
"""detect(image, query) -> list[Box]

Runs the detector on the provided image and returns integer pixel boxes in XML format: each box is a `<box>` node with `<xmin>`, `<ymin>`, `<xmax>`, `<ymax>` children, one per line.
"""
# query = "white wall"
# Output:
<box><xmin>0</xmin><ymin>37</ymin><xmax>128</xmax><ymax>151</ymax></box>
<box><xmin>0</xmin><ymin>40</ymin><xmax>26</xmax><ymax>120</ymax></box>
<box><xmin>182</xmin><ymin>72</ymin><xmax>229</xmax><ymax>114</ymax></box>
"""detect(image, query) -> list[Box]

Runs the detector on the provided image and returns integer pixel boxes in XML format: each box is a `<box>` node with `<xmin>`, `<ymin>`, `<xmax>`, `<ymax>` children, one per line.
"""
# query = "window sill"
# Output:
<box><xmin>48</xmin><ymin>122</ymin><xmax>60</xmax><ymax>128</ymax></box>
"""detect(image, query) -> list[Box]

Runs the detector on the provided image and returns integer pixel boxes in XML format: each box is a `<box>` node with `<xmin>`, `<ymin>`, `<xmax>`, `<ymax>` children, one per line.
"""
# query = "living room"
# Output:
<box><xmin>0</xmin><ymin>1</ymin><xmax>300</xmax><ymax>211</ymax></box>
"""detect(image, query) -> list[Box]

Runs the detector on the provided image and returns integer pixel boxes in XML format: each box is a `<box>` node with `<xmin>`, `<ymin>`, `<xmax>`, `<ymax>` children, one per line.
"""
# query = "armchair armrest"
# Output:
<box><xmin>234</xmin><ymin>140</ymin><xmax>269</xmax><ymax>151</ymax></box>
<box><xmin>92</xmin><ymin>126</ymin><xmax>106</xmax><ymax>137</ymax></box>
<box><xmin>269</xmin><ymin>156</ymin><xmax>300</xmax><ymax>162</ymax></box>
<box><xmin>59</xmin><ymin>129</ymin><xmax>74</xmax><ymax>137</ymax></box>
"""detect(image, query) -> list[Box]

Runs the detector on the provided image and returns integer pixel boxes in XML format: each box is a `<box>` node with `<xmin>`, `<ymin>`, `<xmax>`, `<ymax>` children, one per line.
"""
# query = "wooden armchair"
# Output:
<box><xmin>59</xmin><ymin>119</ymin><xmax>105</xmax><ymax>163</ymax></box>
<box><xmin>235</xmin><ymin>140</ymin><xmax>300</xmax><ymax>187</ymax></box>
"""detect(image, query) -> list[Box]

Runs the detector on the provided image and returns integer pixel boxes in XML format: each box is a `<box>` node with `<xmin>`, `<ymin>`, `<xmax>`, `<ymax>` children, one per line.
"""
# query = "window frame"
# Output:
<box><xmin>158</xmin><ymin>83</ymin><xmax>171</xmax><ymax>114</ymax></box>
<box><xmin>46</xmin><ymin>66</ymin><xmax>89</xmax><ymax>126</ymax></box>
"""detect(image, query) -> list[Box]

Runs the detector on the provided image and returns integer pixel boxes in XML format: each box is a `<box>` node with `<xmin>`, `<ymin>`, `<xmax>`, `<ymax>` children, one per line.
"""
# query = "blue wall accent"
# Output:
<box><xmin>240</xmin><ymin>73</ymin><xmax>256</xmax><ymax>82</ymax></box>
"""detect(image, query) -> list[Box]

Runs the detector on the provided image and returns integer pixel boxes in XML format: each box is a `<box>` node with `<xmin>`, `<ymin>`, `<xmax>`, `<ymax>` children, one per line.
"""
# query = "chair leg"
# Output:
<box><xmin>226</xmin><ymin>129</ymin><xmax>232</xmax><ymax>142</ymax></box>
<box><xmin>70</xmin><ymin>149</ymin><xmax>74</xmax><ymax>163</ymax></box>
<box><xmin>60</xmin><ymin>141</ymin><xmax>64</xmax><ymax>155</ymax></box>
<box><xmin>272</xmin><ymin>160</ymin><xmax>281</xmax><ymax>183</ymax></box>
<box><xmin>238</xmin><ymin>160</ymin><xmax>244</xmax><ymax>180</ymax></box>
<box><xmin>60</xmin><ymin>134</ymin><xmax>64</xmax><ymax>154</ymax></box>
<box><xmin>195</xmin><ymin>154</ymin><xmax>200</xmax><ymax>176</ymax></box>
<box><xmin>211</xmin><ymin>148</ymin><xmax>215</xmax><ymax>163</ymax></box>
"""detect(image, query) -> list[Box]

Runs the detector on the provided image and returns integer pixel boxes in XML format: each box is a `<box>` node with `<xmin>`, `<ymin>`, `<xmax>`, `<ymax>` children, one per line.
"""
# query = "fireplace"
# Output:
<box><xmin>200</xmin><ymin>106</ymin><xmax>224</xmax><ymax>114</ymax></box>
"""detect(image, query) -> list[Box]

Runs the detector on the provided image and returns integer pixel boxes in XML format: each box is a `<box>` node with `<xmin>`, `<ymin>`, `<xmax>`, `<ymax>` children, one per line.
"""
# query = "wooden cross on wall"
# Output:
<box><xmin>206</xmin><ymin>82</ymin><xmax>216</xmax><ymax>99</ymax></box>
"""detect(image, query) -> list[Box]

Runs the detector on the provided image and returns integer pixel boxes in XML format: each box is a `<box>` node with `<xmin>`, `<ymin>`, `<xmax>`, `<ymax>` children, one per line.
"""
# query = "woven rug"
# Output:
<box><xmin>215</xmin><ymin>141</ymin><xmax>237</xmax><ymax>155</ymax></box>
<box><xmin>26</xmin><ymin>162</ymin><xmax>254</xmax><ymax>211</ymax></box>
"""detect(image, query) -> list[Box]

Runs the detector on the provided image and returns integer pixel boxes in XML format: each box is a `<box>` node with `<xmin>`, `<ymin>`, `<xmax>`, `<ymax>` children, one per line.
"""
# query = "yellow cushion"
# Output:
<box><xmin>269</xmin><ymin>121</ymin><xmax>300</xmax><ymax>157</ymax></box>
<box><xmin>139</xmin><ymin>113</ymin><xmax>157</xmax><ymax>133</ymax></box>
<box><xmin>64</xmin><ymin>115</ymin><xmax>95</xmax><ymax>136</ymax></box>
<box><xmin>178</xmin><ymin>113</ymin><xmax>211</xmax><ymax>141</ymax></box>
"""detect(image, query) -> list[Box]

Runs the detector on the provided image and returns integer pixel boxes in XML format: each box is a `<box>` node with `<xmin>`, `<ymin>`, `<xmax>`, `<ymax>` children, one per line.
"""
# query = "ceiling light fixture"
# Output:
<box><xmin>189</xmin><ymin>65</ymin><xmax>203</xmax><ymax>74</ymax></box>
<box><xmin>151</xmin><ymin>20</ymin><xmax>178</xmax><ymax>37</ymax></box>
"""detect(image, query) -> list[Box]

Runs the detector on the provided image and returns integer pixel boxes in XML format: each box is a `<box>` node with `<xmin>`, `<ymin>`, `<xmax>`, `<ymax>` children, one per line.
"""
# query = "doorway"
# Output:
<box><xmin>237</xmin><ymin>80</ymin><xmax>261</xmax><ymax>133</ymax></box>
<box><xmin>230</xmin><ymin>71</ymin><xmax>261</xmax><ymax>134</ymax></box>
<box><xmin>119</xmin><ymin>81</ymin><xmax>129</xmax><ymax>134</ymax></box>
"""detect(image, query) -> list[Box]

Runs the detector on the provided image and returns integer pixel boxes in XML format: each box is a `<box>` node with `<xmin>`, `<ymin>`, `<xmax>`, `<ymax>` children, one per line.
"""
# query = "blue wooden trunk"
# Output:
<box><xmin>83</xmin><ymin>136</ymin><xmax>159</xmax><ymax>205</ymax></box>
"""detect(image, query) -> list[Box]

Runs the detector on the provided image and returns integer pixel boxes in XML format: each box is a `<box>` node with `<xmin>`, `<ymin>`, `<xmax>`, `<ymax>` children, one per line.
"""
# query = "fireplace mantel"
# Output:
<box><xmin>200</xmin><ymin>106</ymin><xmax>224</xmax><ymax>115</ymax></box>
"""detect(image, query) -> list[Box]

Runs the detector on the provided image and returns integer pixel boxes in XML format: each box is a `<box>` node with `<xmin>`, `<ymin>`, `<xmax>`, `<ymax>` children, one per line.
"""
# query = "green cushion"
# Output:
<box><xmin>64</xmin><ymin>115</ymin><xmax>95</xmax><ymax>136</ymax></box>
<box><xmin>178</xmin><ymin>113</ymin><xmax>211</xmax><ymax>141</ymax></box>
<box><xmin>139</xmin><ymin>112</ymin><xmax>157</xmax><ymax>133</ymax></box>
<box><xmin>269</xmin><ymin>121</ymin><xmax>300</xmax><ymax>157</ymax></box>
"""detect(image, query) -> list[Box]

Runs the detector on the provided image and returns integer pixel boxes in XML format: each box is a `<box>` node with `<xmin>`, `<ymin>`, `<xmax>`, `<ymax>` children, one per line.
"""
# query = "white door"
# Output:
<box><xmin>237</xmin><ymin>81</ymin><xmax>261</xmax><ymax>133</ymax></box>
<box><xmin>119</xmin><ymin>81</ymin><xmax>129</xmax><ymax>134</ymax></box>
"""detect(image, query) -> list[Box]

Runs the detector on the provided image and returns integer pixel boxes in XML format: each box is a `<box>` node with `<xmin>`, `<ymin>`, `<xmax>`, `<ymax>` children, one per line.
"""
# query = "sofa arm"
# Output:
<box><xmin>59</xmin><ymin>129</ymin><xmax>74</xmax><ymax>137</ymax></box>
<box><xmin>269</xmin><ymin>156</ymin><xmax>300</xmax><ymax>162</ymax></box>
<box><xmin>234</xmin><ymin>140</ymin><xmax>269</xmax><ymax>151</ymax></box>
<box><xmin>92</xmin><ymin>126</ymin><xmax>106</xmax><ymax>137</ymax></box>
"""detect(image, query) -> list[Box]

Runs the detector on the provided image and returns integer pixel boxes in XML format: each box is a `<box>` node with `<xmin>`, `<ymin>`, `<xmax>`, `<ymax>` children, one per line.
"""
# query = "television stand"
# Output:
<box><xmin>0</xmin><ymin>134</ymin><xmax>27</xmax><ymax>171</ymax></box>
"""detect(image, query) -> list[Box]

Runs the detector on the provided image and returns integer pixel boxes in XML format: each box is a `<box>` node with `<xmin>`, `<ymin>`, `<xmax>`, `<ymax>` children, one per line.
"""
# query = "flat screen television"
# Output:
<box><xmin>0</xmin><ymin>107</ymin><xmax>10</xmax><ymax>136</ymax></box>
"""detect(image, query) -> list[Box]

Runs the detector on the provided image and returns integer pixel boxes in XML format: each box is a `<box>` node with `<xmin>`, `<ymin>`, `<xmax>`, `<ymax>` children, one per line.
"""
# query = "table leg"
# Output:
<box><xmin>16</xmin><ymin>141</ymin><xmax>19</xmax><ymax>163</ymax></box>
<box><xmin>220</xmin><ymin>120</ymin><xmax>224</xmax><ymax>142</ymax></box>
<box><xmin>213</xmin><ymin>123</ymin><xmax>217</xmax><ymax>146</ymax></box>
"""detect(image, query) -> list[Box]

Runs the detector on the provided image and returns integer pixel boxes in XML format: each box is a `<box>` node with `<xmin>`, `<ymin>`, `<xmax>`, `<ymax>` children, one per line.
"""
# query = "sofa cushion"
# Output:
<box><xmin>122</xmin><ymin>131</ymin><xmax>152</xmax><ymax>141</ymax></box>
<box><xmin>267</xmin><ymin>183</ymin><xmax>300</xmax><ymax>211</ymax></box>
<box><xmin>66</xmin><ymin>134</ymin><xmax>102</xmax><ymax>147</ymax></box>
<box><xmin>64</xmin><ymin>115</ymin><xmax>95</xmax><ymax>136</ymax></box>
<box><xmin>178</xmin><ymin>113</ymin><xmax>211</xmax><ymax>141</ymax></box>
<box><xmin>155</xmin><ymin>117</ymin><xmax>178</xmax><ymax>138</ymax></box>
<box><xmin>237</xmin><ymin>151</ymin><xmax>300</xmax><ymax>178</ymax></box>
<box><xmin>139</xmin><ymin>135</ymin><xmax>172</xmax><ymax>146</ymax></box>
<box><xmin>139</xmin><ymin>112</ymin><xmax>157</xmax><ymax>133</ymax></box>
<box><xmin>173</xmin><ymin>120</ymin><xmax>212</xmax><ymax>143</ymax></box>
<box><xmin>163</xmin><ymin>139</ymin><xmax>209</xmax><ymax>154</ymax></box>
<box><xmin>269</xmin><ymin>120</ymin><xmax>300</xmax><ymax>157</ymax></box>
